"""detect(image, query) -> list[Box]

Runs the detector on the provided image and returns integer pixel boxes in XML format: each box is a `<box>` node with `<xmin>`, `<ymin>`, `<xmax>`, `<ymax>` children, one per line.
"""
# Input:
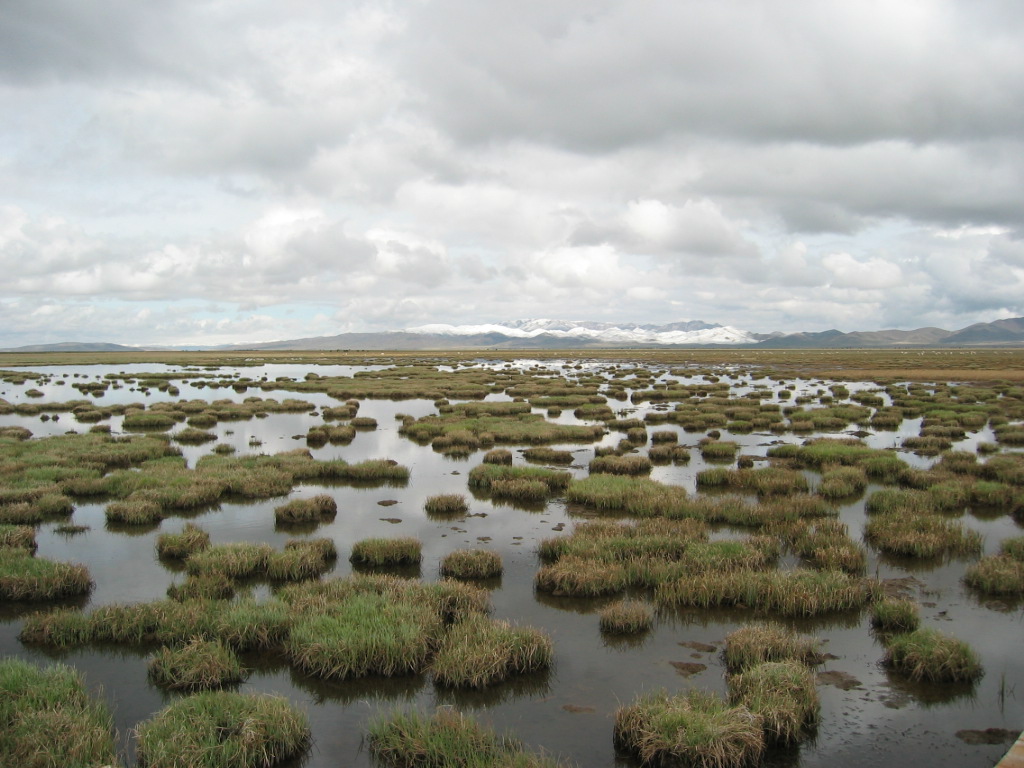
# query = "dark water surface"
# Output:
<box><xmin>1</xmin><ymin>360</ymin><xmax>1021</xmax><ymax>767</ymax></box>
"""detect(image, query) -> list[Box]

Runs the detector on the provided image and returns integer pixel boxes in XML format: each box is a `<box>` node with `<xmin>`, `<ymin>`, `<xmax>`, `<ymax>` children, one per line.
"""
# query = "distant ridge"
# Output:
<box><xmin>3</xmin><ymin>317</ymin><xmax>1023</xmax><ymax>352</ymax></box>
<box><xmin>0</xmin><ymin>342</ymin><xmax>138</xmax><ymax>353</ymax></box>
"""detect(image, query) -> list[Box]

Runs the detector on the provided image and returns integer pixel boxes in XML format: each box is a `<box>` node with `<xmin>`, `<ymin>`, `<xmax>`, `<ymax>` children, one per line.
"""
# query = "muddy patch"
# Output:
<box><xmin>817</xmin><ymin>670</ymin><xmax>862</xmax><ymax>690</ymax></box>
<box><xmin>679</xmin><ymin>641</ymin><xmax>718</xmax><ymax>653</ymax></box>
<box><xmin>670</xmin><ymin>661</ymin><xmax>707</xmax><ymax>677</ymax></box>
<box><xmin>955</xmin><ymin>728</ymin><xmax>1018</xmax><ymax>745</ymax></box>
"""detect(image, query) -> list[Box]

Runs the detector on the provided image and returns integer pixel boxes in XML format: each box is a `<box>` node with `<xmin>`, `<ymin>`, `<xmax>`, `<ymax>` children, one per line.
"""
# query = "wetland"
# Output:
<box><xmin>0</xmin><ymin>348</ymin><xmax>1022</xmax><ymax>767</ymax></box>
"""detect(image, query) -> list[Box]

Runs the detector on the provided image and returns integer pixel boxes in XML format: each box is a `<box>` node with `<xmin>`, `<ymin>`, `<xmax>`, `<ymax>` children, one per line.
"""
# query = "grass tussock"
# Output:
<box><xmin>870</xmin><ymin>597</ymin><xmax>921</xmax><ymax>633</ymax></box>
<box><xmin>134</xmin><ymin>691</ymin><xmax>310</xmax><ymax>768</ymax></box>
<box><xmin>273</xmin><ymin>494</ymin><xmax>338</xmax><ymax>524</ymax></box>
<box><xmin>440</xmin><ymin>549</ymin><xmax>503</xmax><ymax>580</ymax></box>
<box><xmin>147</xmin><ymin>638</ymin><xmax>246</xmax><ymax>691</ymax></box>
<box><xmin>368</xmin><ymin>709</ymin><xmax>565</xmax><ymax>768</ymax></box>
<box><xmin>431</xmin><ymin>613</ymin><xmax>552</xmax><ymax>688</ymax></box>
<box><xmin>864</xmin><ymin>511</ymin><xmax>983</xmax><ymax>559</ymax></box>
<box><xmin>267</xmin><ymin>538</ymin><xmax>337</xmax><ymax>582</ymax></box>
<box><xmin>727</xmin><ymin>661</ymin><xmax>819</xmax><ymax>744</ymax></box>
<box><xmin>105</xmin><ymin>497</ymin><xmax>165</xmax><ymax>525</ymax></box>
<box><xmin>286</xmin><ymin>592</ymin><xmax>440</xmax><ymax>679</ymax></box>
<box><xmin>0</xmin><ymin>658</ymin><xmax>120</xmax><ymax>768</ymax></box>
<box><xmin>614</xmin><ymin>689</ymin><xmax>764</xmax><ymax>768</ymax></box>
<box><xmin>185</xmin><ymin>542</ymin><xmax>274</xmax><ymax>579</ymax></box>
<box><xmin>599</xmin><ymin>599</ymin><xmax>654</xmax><ymax>635</ymax></box>
<box><xmin>0</xmin><ymin>523</ymin><xmax>36</xmax><ymax>552</ymax></box>
<box><xmin>963</xmin><ymin>555</ymin><xmax>1024</xmax><ymax>595</ymax></box>
<box><xmin>723</xmin><ymin>623</ymin><xmax>823</xmax><ymax>672</ymax></box>
<box><xmin>468</xmin><ymin>463</ymin><xmax>572</xmax><ymax>494</ymax></box>
<box><xmin>156</xmin><ymin>522</ymin><xmax>210</xmax><ymax>560</ymax></box>
<box><xmin>350</xmin><ymin>537</ymin><xmax>422</xmax><ymax>567</ymax></box>
<box><xmin>424</xmin><ymin>494</ymin><xmax>469</xmax><ymax>517</ymax></box>
<box><xmin>656</xmin><ymin>569</ymin><xmax>877</xmax><ymax>617</ymax></box>
<box><xmin>0</xmin><ymin>552</ymin><xmax>92</xmax><ymax>601</ymax></box>
<box><xmin>482</xmin><ymin>448</ymin><xmax>513</xmax><ymax>465</ymax></box>
<box><xmin>522</xmin><ymin>447</ymin><xmax>575</xmax><ymax>465</ymax></box>
<box><xmin>589</xmin><ymin>454</ymin><xmax>653</xmax><ymax>476</ymax></box>
<box><xmin>884</xmin><ymin>627</ymin><xmax>983</xmax><ymax>683</ymax></box>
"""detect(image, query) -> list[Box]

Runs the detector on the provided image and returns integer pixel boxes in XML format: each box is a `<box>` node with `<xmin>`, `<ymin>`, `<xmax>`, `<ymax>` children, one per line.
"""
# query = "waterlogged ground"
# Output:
<box><xmin>0</xmin><ymin>354</ymin><xmax>1022</xmax><ymax>767</ymax></box>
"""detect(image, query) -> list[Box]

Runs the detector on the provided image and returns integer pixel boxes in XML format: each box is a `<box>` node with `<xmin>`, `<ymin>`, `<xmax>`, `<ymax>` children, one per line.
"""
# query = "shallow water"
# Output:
<box><xmin>1</xmin><ymin>360</ymin><xmax>1021</xmax><ymax>767</ymax></box>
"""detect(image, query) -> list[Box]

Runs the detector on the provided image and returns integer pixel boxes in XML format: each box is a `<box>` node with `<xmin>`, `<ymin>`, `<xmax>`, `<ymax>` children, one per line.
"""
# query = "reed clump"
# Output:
<box><xmin>146</xmin><ymin>638</ymin><xmax>246</xmax><ymax>690</ymax></box>
<box><xmin>818</xmin><ymin>465</ymin><xmax>868</xmax><ymax>499</ymax></box>
<box><xmin>614</xmin><ymin>689</ymin><xmax>764</xmax><ymax>768</ymax></box>
<box><xmin>350</xmin><ymin>537</ymin><xmax>422</xmax><ymax>567</ymax></box>
<box><xmin>699</xmin><ymin>440</ymin><xmax>740</xmax><ymax>460</ymax></box>
<box><xmin>727</xmin><ymin>660</ymin><xmax>819</xmax><ymax>744</ymax></box>
<box><xmin>134</xmin><ymin>691</ymin><xmax>310</xmax><ymax>768</ymax></box>
<box><xmin>468</xmin><ymin>463</ymin><xmax>572</xmax><ymax>494</ymax></box>
<box><xmin>431</xmin><ymin>613</ymin><xmax>552</xmax><ymax>688</ymax></box>
<box><xmin>268</xmin><ymin>538</ymin><xmax>337</xmax><ymax>582</ymax></box>
<box><xmin>424</xmin><ymin>493</ymin><xmax>469</xmax><ymax>517</ymax></box>
<box><xmin>156</xmin><ymin>522</ymin><xmax>210</xmax><ymax>560</ymax></box>
<box><xmin>0</xmin><ymin>658</ymin><xmax>120</xmax><ymax>768</ymax></box>
<box><xmin>440</xmin><ymin>549</ymin><xmax>503</xmax><ymax>580</ymax></box>
<box><xmin>883</xmin><ymin>627</ymin><xmax>983</xmax><ymax>683</ymax></box>
<box><xmin>599</xmin><ymin>599</ymin><xmax>654</xmax><ymax>635</ymax></box>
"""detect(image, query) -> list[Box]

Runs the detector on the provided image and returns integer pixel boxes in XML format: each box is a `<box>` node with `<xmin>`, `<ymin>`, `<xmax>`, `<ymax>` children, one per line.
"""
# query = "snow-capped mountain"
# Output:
<box><xmin>403</xmin><ymin>320</ymin><xmax>759</xmax><ymax>345</ymax></box>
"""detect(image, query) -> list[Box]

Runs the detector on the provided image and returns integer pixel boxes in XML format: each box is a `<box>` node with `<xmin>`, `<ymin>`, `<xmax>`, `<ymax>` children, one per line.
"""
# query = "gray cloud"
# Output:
<box><xmin>1</xmin><ymin>1</ymin><xmax>1022</xmax><ymax>346</ymax></box>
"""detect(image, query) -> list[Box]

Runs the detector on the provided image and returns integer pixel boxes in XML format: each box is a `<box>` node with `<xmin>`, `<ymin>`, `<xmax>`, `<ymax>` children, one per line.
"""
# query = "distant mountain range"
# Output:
<box><xmin>3</xmin><ymin>317</ymin><xmax>1024</xmax><ymax>353</ymax></box>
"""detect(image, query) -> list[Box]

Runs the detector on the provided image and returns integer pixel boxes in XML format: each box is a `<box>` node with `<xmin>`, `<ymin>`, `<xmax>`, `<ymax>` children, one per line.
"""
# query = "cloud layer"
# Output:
<box><xmin>2</xmin><ymin>1</ymin><xmax>1022</xmax><ymax>346</ymax></box>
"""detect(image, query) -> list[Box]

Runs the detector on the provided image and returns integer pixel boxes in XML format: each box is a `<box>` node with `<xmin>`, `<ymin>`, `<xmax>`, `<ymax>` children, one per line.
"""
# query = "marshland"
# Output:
<box><xmin>0</xmin><ymin>348</ymin><xmax>1022</xmax><ymax>767</ymax></box>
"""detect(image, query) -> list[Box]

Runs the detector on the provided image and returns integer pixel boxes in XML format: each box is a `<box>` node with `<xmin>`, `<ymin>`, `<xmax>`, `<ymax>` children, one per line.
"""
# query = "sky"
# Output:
<box><xmin>2</xmin><ymin>0</ymin><xmax>1023</xmax><ymax>347</ymax></box>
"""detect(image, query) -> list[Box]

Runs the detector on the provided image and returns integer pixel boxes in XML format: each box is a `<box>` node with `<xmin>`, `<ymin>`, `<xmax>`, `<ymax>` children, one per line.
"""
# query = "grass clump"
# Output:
<box><xmin>482</xmin><ymin>448</ymin><xmax>513</xmax><ymax>464</ymax></box>
<box><xmin>273</xmin><ymin>494</ymin><xmax>337</xmax><ymax>524</ymax></box>
<box><xmin>870</xmin><ymin>597</ymin><xmax>921</xmax><ymax>633</ymax></box>
<box><xmin>440</xmin><ymin>549</ymin><xmax>503</xmax><ymax>580</ymax></box>
<box><xmin>699</xmin><ymin>440</ymin><xmax>740</xmax><ymax>460</ymax></box>
<box><xmin>147</xmin><ymin>638</ymin><xmax>247</xmax><ymax>691</ymax></box>
<box><xmin>884</xmin><ymin>627</ymin><xmax>983</xmax><ymax>682</ymax></box>
<box><xmin>522</xmin><ymin>447</ymin><xmax>575</xmax><ymax>464</ymax></box>
<box><xmin>185</xmin><ymin>542</ymin><xmax>274</xmax><ymax>579</ymax></box>
<box><xmin>424</xmin><ymin>493</ymin><xmax>469</xmax><ymax>517</ymax></box>
<box><xmin>963</xmin><ymin>555</ymin><xmax>1024</xmax><ymax>595</ymax></box>
<box><xmin>614</xmin><ymin>689</ymin><xmax>764</xmax><ymax>768</ymax></box>
<box><xmin>0</xmin><ymin>658</ymin><xmax>120</xmax><ymax>768</ymax></box>
<box><xmin>368</xmin><ymin>708</ymin><xmax>565</xmax><ymax>768</ymax></box>
<box><xmin>723</xmin><ymin>623</ymin><xmax>822</xmax><ymax>672</ymax></box>
<box><xmin>727</xmin><ymin>661</ymin><xmax>819</xmax><ymax>744</ymax></box>
<box><xmin>167</xmin><ymin>572</ymin><xmax>236</xmax><ymax>602</ymax></box>
<box><xmin>105</xmin><ymin>497</ymin><xmax>165</xmax><ymax>526</ymax></box>
<box><xmin>135</xmin><ymin>690</ymin><xmax>310</xmax><ymax>768</ymax></box>
<box><xmin>0</xmin><ymin>552</ymin><xmax>92</xmax><ymax>600</ymax></box>
<box><xmin>468</xmin><ymin>463</ymin><xmax>572</xmax><ymax>494</ymax></box>
<box><xmin>431</xmin><ymin>613</ymin><xmax>552</xmax><ymax>688</ymax></box>
<box><xmin>656</xmin><ymin>569</ymin><xmax>876</xmax><ymax>617</ymax></box>
<box><xmin>535</xmin><ymin>556</ymin><xmax>629</xmax><ymax>597</ymax></box>
<box><xmin>156</xmin><ymin>522</ymin><xmax>210</xmax><ymax>560</ymax></box>
<box><xmin>287</xmin><ymin>592</ymin><xmax>440</xmax><ymax>679</ymax></box>
<box><xmin>818</xmin><ymin>465</ymin><xmax>868</xmax><ymax>499</ymax></box>
<box><xmin>350</xmin><ymin>537</ymin><xmax>422</xmax><ymax>567</ymax></box>
<box><xmin>0</xmin><ymin>524</ymin><xmax>36</xmax><ymax>552</ymax></box>
<box><xmin>589</xmin><ymin>454</ymin><xmax>653</xmax><ymax>476</ymax></box>
<box><xmin>599</xmin><ymin>599</ymin><xmax>654</xmax><ymax>635</ymax></box>
<box><xmin>268</xmin><ymin>538</ymin><xmax>337</xmax><ymax>582</ymax></box>
<box><xmin>864</xmin><ymin>511</ymin><xmax>983</xmax><ymax>558</ymax></box>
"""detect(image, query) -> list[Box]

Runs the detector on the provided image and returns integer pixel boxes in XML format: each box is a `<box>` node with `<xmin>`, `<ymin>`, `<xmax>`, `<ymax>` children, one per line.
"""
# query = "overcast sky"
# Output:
<box><xmin>2</xmin><ymin>1</ymin><xmax>1023</xmax><ymax>347</ymax></box>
